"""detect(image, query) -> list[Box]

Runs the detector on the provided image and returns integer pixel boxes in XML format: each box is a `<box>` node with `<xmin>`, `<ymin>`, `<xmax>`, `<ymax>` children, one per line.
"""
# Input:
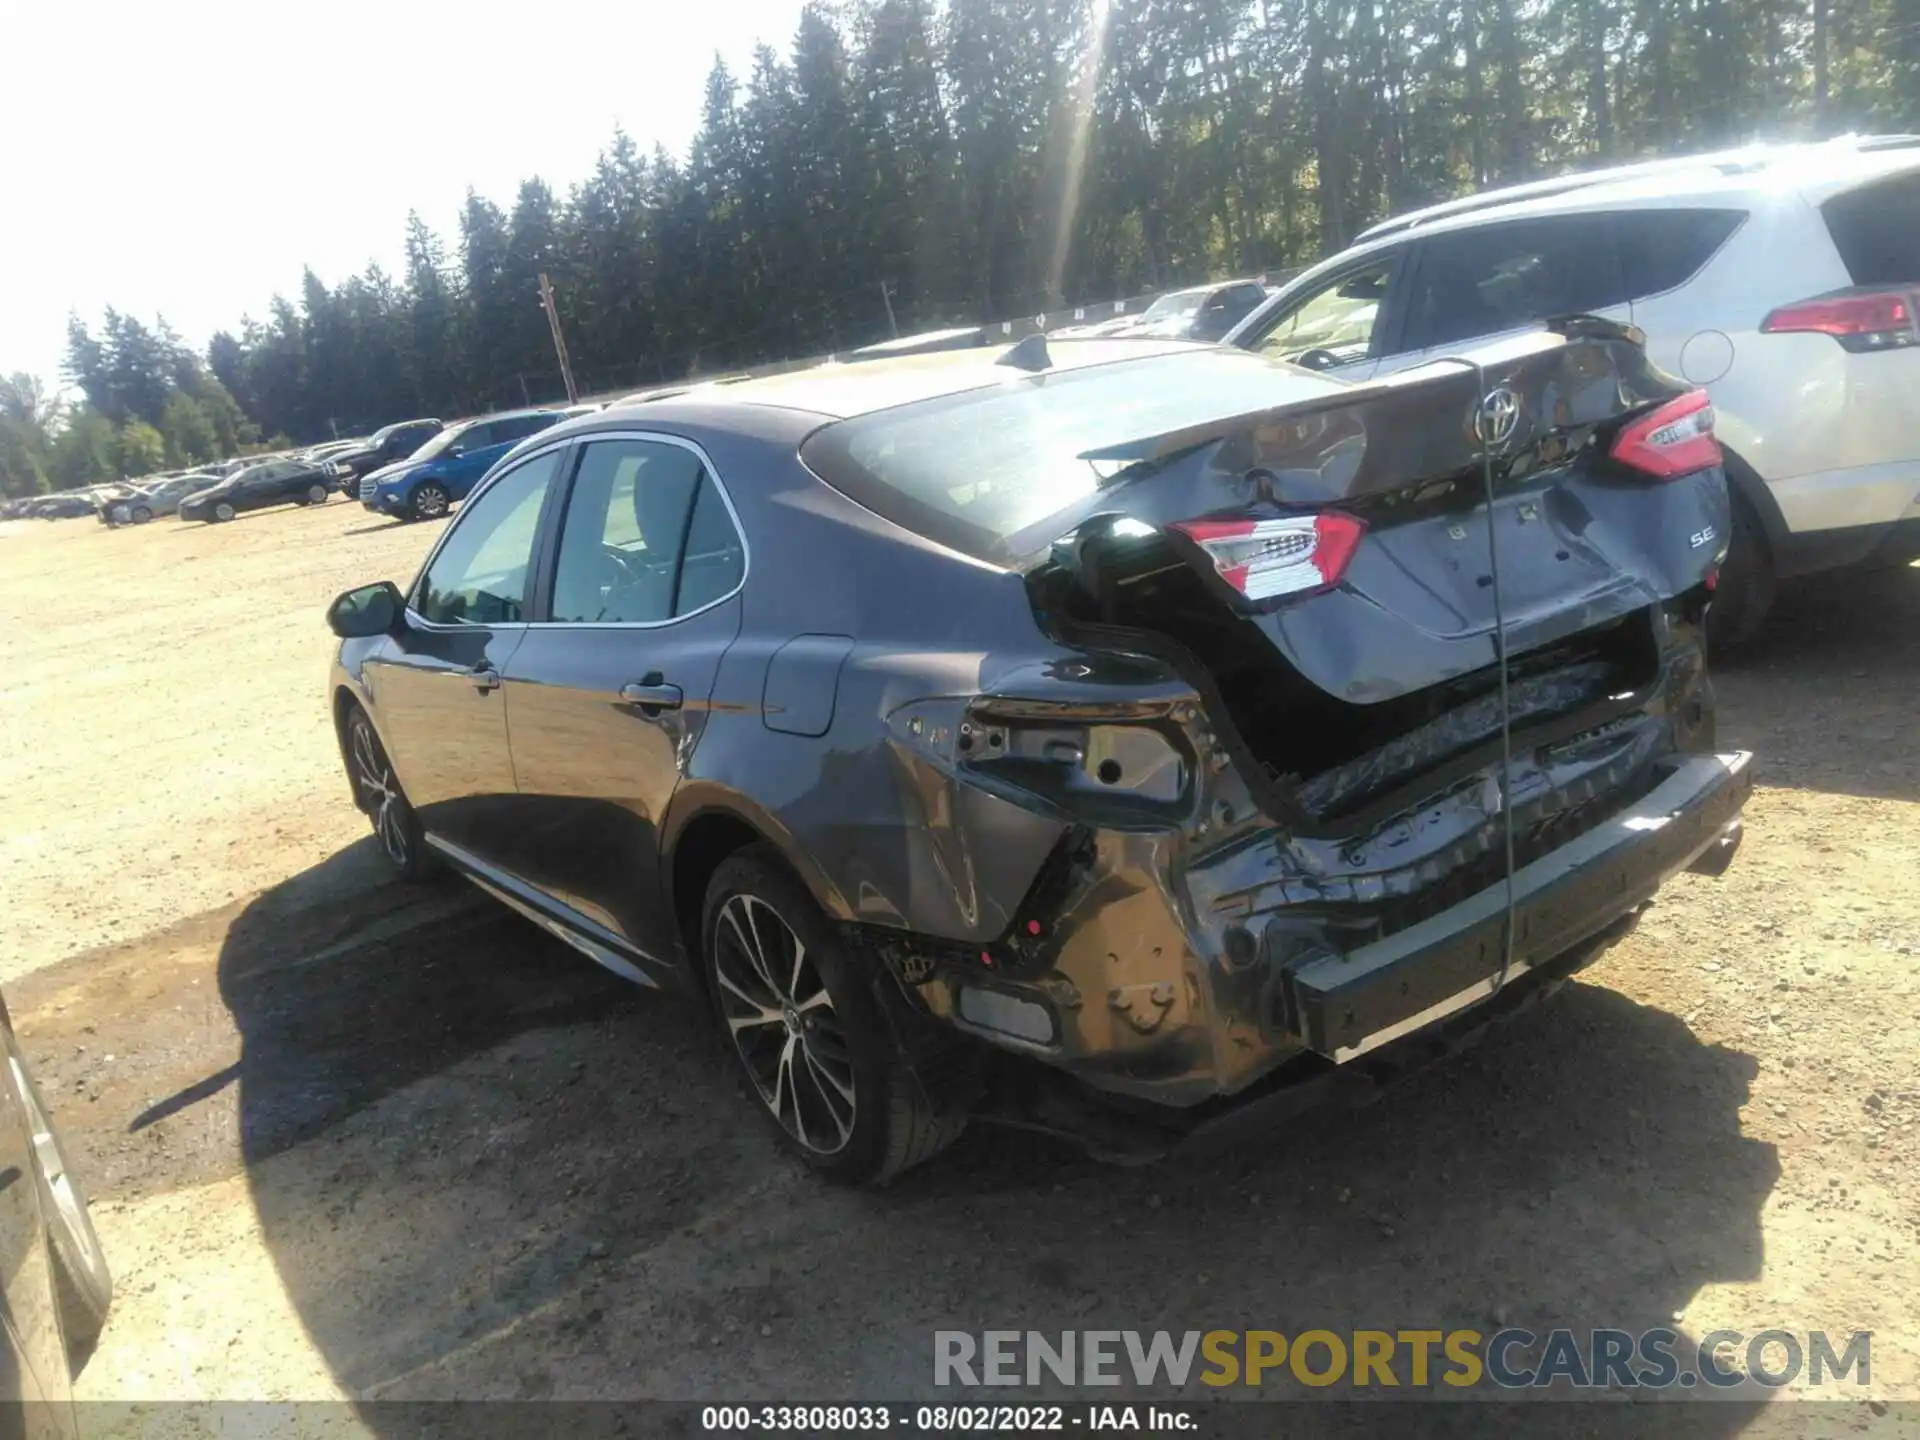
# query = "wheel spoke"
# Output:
<box><xmin>720</xmin><ymin>903</ymin><xmax>781</xmax><ymax>1002</ymax></box>
<box><xmin>351</xmin><ymin>728</ymin><xmax>383</xmax><ymax>791</ymax></box>
<box><xmin>774</xmin><ymin>1035</ymin><xmax>800</xmax><ymax>1143</ymax></box>
<box><xmin>714</xmin><ymin>891</ymin><xmax>854</xmax><ymax>1156</ymax></box>
<box><xmin>787</xmin><ymin>937</ymin><xmax>808</xmax><ymax>1003</ymax></box>
<box><xmin>799</xmin><ymin>1046</ymin><xmax>854</xmax><ymax>1146</ymax></box>
<box><xmin>802</xmin><ymin>1042</ymin><xmax>855</xmax><ymax>1107</ymax></box>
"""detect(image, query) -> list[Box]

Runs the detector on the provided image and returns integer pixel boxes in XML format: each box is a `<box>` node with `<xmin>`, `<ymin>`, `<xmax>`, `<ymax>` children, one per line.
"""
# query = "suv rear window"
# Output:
<box><xmin>1617</xmin><ymin>209</ymin><xmax>1745</xmax><ymax>297</ymax></box>
<box><xmin>1823</xmin><ymin>172</ymin><xmax>1920</xmax><ymax>285</ymax></box>
<box><xmin>800</xmin><ymin>351</ymin><xmax>1346</xmax><ymax>563</ymax></box>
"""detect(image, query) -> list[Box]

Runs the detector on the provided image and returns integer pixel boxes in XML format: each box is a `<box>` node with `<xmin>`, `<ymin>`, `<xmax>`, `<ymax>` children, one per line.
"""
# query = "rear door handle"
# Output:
<box><xmin>469</xmin><ymin>664</ymin><xmax>501</xmax><ymax>693</ymax></box>
<box><xmin>620</xmin><ymin>678</ymin><xmax>683</xmax><ymax>711</ymax></box>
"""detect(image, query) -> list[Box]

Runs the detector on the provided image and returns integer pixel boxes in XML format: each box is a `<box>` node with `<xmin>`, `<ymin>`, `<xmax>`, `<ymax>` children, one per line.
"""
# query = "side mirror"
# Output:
<box><xmin>327</xmin><ymin>581</ymin><xmax>404</xmax><ymax>638</ymax></box>
<box><xmin>445</xmin><ymin>443</ymin><xmax>466</xmax><ymax>458</ymax></box>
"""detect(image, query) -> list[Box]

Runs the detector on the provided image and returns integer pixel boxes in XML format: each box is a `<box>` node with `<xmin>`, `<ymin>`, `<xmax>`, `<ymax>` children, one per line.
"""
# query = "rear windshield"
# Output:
<box><xmin>1823</xmin><ymin>171</ymin><xmax>1920</xmax><ymax>285</ymax></box>
<box><xmin>799</xmin><ymin>350</ymin><xmax>1345</xmax><ymax>563</ymax></box>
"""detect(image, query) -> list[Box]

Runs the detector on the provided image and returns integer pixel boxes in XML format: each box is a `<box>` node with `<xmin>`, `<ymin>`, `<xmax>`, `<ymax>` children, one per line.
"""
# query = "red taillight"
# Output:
<box><xmin>1171</xmin><ymin>511</ymin><xmax>1366</xmax><ymax>602</ymax></box>
<box><xmin>1761</xmin><ymin>289</ymin><xmax>1918</xmax><ymax>352</ymax></box>
<box><xmin>1609</xmin><ymin>390</ymin><xmax>1723</xmax><ymax>480</ymax></box>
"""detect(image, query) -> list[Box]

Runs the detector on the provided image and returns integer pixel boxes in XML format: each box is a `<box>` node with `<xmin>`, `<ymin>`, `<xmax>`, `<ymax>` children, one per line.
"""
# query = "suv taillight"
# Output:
<box><xmin>1171</xmin><ymin>512</ymin><xmax>1366</xmax><ymax>601</ymax></box>
<box><xmin>1761</xmin><ymin>289</ymin><xmax>1919</xmax><ymax>352</ymax></box>
<box><xmin>1610</xmin><ymin>390</ymin><xmax>1723</xmax><ymax>480</ymax></box>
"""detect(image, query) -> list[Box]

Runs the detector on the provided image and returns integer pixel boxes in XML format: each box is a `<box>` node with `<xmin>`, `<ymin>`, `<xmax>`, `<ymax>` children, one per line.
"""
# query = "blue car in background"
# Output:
<box><xmin>360</xmin><ymin>409</ymin><xmax>568</xmax><ymax>521</ymax></box>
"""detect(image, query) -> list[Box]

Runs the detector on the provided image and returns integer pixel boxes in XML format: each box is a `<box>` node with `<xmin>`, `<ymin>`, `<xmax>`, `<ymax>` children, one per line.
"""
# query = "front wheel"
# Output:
<box><xmin>409</xmin><ymin>483</ymin><xmax>451</xmax><ymax>521</ymax></box>
<box><xmin>212</xmin><ymin>501</ymin><xmax>236</xmax><ymax>523</ymax></box>
<box><xmin>345</xmin><ymin>707</ymin><xmax>432</xmax><ymax>880</ymax></box>
<box><xmin>130</xmin><ymin>506</ymin><xmax>152</xmax><ymax>524</ymax></box>
<box><xmin>702</xmin><ymin>846</ymin><xmax>967</xmax><ymax>1185</ymax></box>
<box><xmin>5</xmin><ymin>1034</ymin><xmax>111</xmax><ymax>1363</ymax></box>
<box><xmin>306</xmin><ymin>483</ymin><xmax>329</xmax><ymax>503</ymax></box>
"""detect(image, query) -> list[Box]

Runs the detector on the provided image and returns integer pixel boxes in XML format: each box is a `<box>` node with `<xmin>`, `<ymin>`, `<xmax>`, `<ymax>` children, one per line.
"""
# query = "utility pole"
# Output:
<box><xmin>538</xmin><ymin>272</ymin><xmax>579</xmax><ymax>404</ymax></box>
<box><xmin>879</xmin><ymin>280</ymin><xmax>899</xmax><ymax>338</ymax></box>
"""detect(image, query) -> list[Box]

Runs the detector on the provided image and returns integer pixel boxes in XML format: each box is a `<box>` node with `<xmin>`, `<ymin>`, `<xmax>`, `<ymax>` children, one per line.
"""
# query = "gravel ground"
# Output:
<box><xmin>0</xmin><ymin>503</ymin><xmax>1915</xmax><ymax>1432</ymax></box>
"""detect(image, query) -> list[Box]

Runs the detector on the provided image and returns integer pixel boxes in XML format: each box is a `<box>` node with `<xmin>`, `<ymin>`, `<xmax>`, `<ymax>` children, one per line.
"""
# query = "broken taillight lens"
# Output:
<box><xmin>1609</xmin><ymin>390</ymin><xmax>1723</xmax><ymax>480</ymax></box>
<box><xmin>1761</xmin><ymin>289</ymin><xmax>1918</xmax><ymax>353</ymax></box>
<box><xmin>1171</xmin><ymin>512</ymin><xmax>1366</xmax><ymax>602</ymax></box>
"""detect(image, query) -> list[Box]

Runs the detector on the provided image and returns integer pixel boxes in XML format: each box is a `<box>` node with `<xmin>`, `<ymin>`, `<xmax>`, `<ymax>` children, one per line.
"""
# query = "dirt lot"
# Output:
<box><xmin>1</xmin><ymin>501</ymin><xmax>1916</xmax><ymax>1430</ymax></box>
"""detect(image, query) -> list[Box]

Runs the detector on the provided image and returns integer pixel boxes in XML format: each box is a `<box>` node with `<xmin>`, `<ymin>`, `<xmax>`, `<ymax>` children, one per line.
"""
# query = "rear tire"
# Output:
<box><xmin>701</xmin><ymin>846</ymin><xmax>967</xmax><ymax>1185</ymax></box>
<box><xmin>5</xmin><ymin>1036</ymin><xmax>111</xmax><ymax>1365</ymax></box>
<box><xmin>306</xmin><ymin>483</ymin><xmax>329</xmax><ymax>503</ymax></box>
<box><xmin>1706</xmin><ymin>488</ymin><xmax>1774</xmax><ymax>653</ymax></box>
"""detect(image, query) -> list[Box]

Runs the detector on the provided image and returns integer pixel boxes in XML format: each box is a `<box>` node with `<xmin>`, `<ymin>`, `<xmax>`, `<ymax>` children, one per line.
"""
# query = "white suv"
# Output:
<box><xmin>1227</xmin><ymin>134</ymin><xmax>1920</xmax><ymax>645</ymax></box>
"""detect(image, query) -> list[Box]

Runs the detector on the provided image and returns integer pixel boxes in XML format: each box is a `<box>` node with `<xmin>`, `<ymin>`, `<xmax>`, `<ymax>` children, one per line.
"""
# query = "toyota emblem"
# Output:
<box><xmin>1475</xmin><ymin>387</ymin><xmax>1522</xmax><ymax>447</ymax></box>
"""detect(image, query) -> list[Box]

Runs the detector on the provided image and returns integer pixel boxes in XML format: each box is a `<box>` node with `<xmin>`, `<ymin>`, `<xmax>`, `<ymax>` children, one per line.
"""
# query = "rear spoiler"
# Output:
<box><xmin>1078</xmin><ymin>316</ymin><xmax>1653</xmax><ymax>476</ymax></box>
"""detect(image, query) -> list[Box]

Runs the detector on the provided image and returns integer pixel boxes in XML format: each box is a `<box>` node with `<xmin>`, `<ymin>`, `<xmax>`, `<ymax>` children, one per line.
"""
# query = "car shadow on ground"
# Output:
<box><xmin>1712</xmin><ymin>560</ymin><xmax>1919</xmax><ymax>804</ymax></box>
<box><xmin>340</xmin><ymin>518</ymin><xmax>427</xmax><ymax>537</ymax></box>
<box><xmin>177</xmin><ymin>838</ymin><xmax>1783</xmax><ymax>1431</ymax></box>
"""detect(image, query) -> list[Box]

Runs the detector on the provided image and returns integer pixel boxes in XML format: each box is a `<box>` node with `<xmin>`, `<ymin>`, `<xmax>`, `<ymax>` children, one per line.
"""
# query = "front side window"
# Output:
<box><xmin>413</xmin><ymin>451</ymin><xmax>559</xmax><ymax>625</ymax></box>
<box><xmin>549</xmin><ymin>438</ymin><xmax>742</xmax><ymax>624</ymax></box>
<box><xmin>1401</xmin><ymin>216</ymin><xmax>1625</xmax><ymax>352</ymax></box>
<box><xmin>1251</xmin><ymin>255</ymin><xmax>1398</xmax><ymax>366</ymax></box>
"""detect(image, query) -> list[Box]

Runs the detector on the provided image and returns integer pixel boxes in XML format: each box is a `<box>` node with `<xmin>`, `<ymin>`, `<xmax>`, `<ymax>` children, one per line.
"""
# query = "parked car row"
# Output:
<box><xmin>355</xmin><ymin>405</ymin><xmax>602</xmax><ymax>520</ymax></box>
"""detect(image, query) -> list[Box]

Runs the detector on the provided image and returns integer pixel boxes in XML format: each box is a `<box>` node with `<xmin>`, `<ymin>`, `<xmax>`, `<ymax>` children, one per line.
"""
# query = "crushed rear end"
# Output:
<box><xmin>817</xmin><ymin>324</ymin><xmax>1751</xmax><ymax>1135</ymax></box>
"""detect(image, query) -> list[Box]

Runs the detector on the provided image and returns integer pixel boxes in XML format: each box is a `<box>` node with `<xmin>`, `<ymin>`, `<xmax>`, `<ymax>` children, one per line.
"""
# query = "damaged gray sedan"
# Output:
<box><xmin>326</xmin><ymin>320</ymin><xmax>1750</xmax><ymax>1184</ymax></box>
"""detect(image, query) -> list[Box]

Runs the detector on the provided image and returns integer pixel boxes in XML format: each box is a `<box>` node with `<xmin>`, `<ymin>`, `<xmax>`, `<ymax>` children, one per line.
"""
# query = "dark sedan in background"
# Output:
<box><xmin>327</xmin><ymin>325</ymin><xmax>1747</xmax><ymax>1185</ymax></box>
<box><xmin>329</xmin><ymin>418</ymin><xmax>445</xmax><ymax>491</ymax></box>
<box><xmin>179</xmin><ymin>459</ymin><xmax>336</xmax><ymax>523</ymax></box>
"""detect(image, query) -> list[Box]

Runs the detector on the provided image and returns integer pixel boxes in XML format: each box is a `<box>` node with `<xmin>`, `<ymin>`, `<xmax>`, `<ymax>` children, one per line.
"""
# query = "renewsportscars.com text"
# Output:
<box><xmin>933</xmin><ymin>1328</ymin><xmax>1872</xmax><ymax>1391</ymax></box>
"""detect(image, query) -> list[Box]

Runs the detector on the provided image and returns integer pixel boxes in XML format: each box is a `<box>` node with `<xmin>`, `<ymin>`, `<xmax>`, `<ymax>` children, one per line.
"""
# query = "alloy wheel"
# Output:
<box><xmin>9</xmin><ymin>1052</ymin><xmax>103</xmax><ymax>1285</ymax></box>
<box><xmin>712</xmin><ymin>894</ymin><xmax>856</xmax><ymax>1155</ymax></box>
<box><xmin>350</xmin><ymin>719</ymin><xmax>410</xmax><ymax>868</ymax></box>
<box><xmin>414</xmin><ymin>485</ymin><xmax>449</xmax><ymax>519</ymax></box>
<box><xmin>307</xmin><ymin>483</ymin><xmax>328</xmax><ymax>502</ymax></box>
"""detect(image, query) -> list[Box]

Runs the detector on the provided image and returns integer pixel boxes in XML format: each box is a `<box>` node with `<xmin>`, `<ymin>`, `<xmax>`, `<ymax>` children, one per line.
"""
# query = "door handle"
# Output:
<box><xmin>620</xmin><ymin>677</ymin><xmax>683</xmax><ymax>712</ymax></box>
<box><xmin>469</xmin><ymin>664</ymin><xmax>501</xmax><ymax>693</ymax></box>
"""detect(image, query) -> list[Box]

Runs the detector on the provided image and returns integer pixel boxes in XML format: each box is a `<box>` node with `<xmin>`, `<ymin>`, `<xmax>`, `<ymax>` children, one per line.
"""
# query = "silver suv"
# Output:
<box><xmin>1228</xmin><ymin>134</ymin><xmax>1920</xmax><ymax>644</ymax></box>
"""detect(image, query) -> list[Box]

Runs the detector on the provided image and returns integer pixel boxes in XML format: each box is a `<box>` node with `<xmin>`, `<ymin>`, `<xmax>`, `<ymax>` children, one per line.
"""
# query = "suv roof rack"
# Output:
<box><xmin>1354</xmin><ymin>135</ymin><xmax>1920</xmax><ymax>244</ymax></box>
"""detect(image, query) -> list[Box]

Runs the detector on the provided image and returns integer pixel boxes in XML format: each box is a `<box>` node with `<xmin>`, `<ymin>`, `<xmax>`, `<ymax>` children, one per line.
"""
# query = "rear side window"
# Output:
<box><xmin>1402</xmin><ymin>216</ymin><xmax>1625</xmax><ymax>351</ymax></box>
<box><xmin>1617</xmin><ymin>209</ymin><xmax>1745</xmax><ymax>297</ymax></box>
<box><xmin>1823</xmin><ymin>172</ymin><xmax>1920</xmax><ymax>285</ymax></box>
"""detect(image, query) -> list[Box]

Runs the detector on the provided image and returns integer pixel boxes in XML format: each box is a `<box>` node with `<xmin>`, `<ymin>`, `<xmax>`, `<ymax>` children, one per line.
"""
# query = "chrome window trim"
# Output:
<box><xmin>404</xmin><ymin>436</ymin><xmax>577</xmax><ymax>634</ymax></box>
<box><xmin>523</xmin><ymin>428</ymin><xmax>752</xmax><ymax>632</ymax></box>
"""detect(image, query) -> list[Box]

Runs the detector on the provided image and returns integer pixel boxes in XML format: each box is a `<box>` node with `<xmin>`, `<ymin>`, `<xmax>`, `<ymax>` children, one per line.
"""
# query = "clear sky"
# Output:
<box><xmin>1</xmin><ymin>0</ymin><xmax>809</xmax><ymax>394</ymax></box>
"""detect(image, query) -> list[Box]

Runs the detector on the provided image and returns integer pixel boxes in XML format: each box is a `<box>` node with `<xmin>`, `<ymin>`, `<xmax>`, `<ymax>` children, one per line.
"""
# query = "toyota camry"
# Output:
<box><xmin>326</xmin><ymin>320</ymin><xmax>1750</xmax><ymax>1184</ymax></box>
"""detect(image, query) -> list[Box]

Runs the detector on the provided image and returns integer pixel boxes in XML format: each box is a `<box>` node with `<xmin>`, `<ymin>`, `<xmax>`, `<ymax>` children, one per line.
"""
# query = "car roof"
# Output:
<box><xmin>1355</xmin><ymin>134</ymin><xmax>1920</xmax><ymax>244</ymax></box>
<box><xmin>609</xmin><ymin>338</ymin><xmax>1208</xmax><ymax>423</ymax></box>
<box><xmin>456</xmin><ymin>407</ymin><xmax>564</xmax><ymax>428</ymax></box>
